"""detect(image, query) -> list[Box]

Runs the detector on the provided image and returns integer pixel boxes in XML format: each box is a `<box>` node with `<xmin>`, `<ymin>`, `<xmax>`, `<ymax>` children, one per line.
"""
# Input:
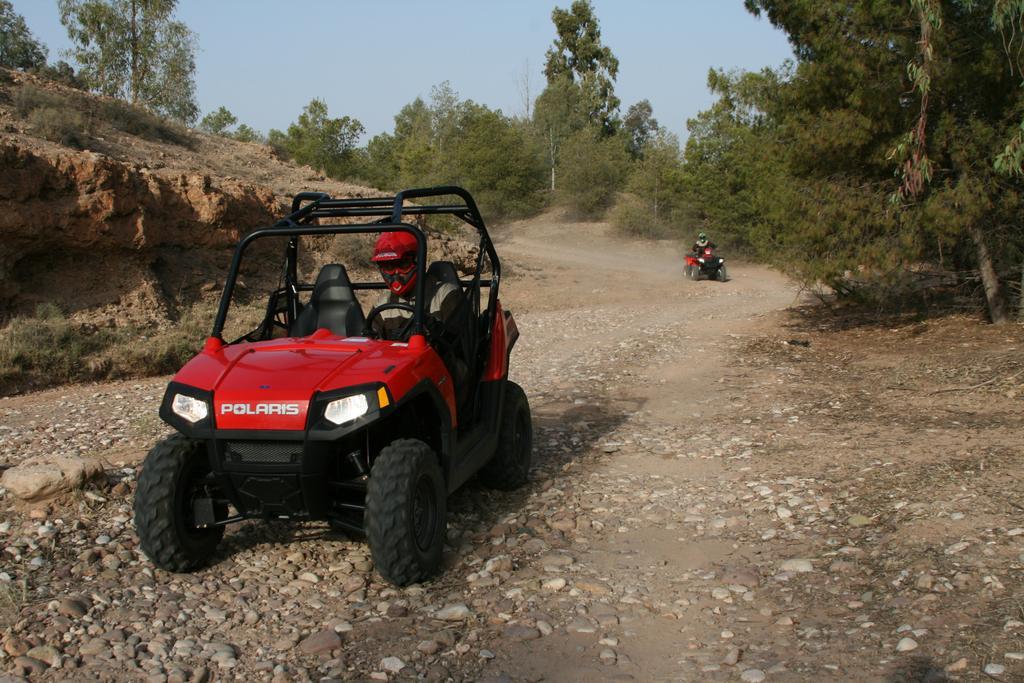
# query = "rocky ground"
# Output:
<box><xmin>1</xmin><ymin>214</ymin><xmax>1023</xmax><ymax>682</ymax></box>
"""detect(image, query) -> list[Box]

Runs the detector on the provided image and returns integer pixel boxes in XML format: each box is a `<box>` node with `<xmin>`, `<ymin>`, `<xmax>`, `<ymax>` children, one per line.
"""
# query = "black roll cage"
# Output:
<box><xmin>211</xmin><ymin>186</ymin><xmax>501</xmax><ymax>342</ymax></box>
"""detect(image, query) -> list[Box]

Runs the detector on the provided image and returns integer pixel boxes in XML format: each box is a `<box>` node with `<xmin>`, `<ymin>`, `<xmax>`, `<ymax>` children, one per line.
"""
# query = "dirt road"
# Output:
<box><xmin>3</xmin><ymin>214</ymin><xmax>1023</xmax><ymax>682</ymax></box>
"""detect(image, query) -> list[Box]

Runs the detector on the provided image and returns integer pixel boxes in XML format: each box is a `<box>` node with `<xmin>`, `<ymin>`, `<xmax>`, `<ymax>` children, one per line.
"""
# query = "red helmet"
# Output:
<box><xmin>372</xmin><ymin>231</ymin><xmax>418</xmax><ymax>297</ymax></box>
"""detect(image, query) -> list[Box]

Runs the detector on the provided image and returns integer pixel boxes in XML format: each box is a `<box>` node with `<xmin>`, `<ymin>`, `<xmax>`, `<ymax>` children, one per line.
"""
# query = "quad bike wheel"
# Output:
<box><xmin>478</xmin><ymin>381</ymin><xmax>533</xmax><ymax>490</ymax></box>
<box><xmin>134</xmin><ymin>434</ymin><xmax>225</xmax><ymax>572</ymax></box>
<box><xmin>716</xmin><ymin>265</ymin><xmax>728</xmax><ymax>282</ymax></box>
<box><xmin>365</xmin><ymin>439</ymin><xmax>446</xmax><ymax>585</ymax></box>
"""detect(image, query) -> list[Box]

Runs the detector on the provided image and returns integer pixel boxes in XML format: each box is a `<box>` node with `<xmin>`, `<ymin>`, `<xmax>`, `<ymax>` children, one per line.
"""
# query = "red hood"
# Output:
<box><xmin>173</xmin><ymin>335</ymin><xmax>423</xmax><ymax>430</ymax></box>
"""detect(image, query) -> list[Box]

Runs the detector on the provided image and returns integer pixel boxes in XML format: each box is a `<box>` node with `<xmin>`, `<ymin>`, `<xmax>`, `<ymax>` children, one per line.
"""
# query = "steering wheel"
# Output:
<box><xmin>364</xmin><ymin>302</ymin><xmax>416</xmax><ymax>340</ymax></box>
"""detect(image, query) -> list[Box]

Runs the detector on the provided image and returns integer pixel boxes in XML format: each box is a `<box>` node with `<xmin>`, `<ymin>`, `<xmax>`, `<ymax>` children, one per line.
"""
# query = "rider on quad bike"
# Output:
<box><xmin>692</xmin><ymin>231</ymin><xmax>716</xmax><ymax>254</ymax></box>
<box><xmin>685</xmin><ymin>231</ymin><xmax>728</xmax><ymax>282</ymax></box>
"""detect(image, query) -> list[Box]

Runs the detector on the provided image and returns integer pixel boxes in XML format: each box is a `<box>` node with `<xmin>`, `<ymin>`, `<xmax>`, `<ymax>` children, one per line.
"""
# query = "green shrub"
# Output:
<box><xmin>28</xmin><ymin>106</ymin><xmax>89</xmax><ymax>148</ymax></box>
<box><xmin>556</xmin><ymin>128</ymin><xmax>631</xmax><ymax>219</ymax></box>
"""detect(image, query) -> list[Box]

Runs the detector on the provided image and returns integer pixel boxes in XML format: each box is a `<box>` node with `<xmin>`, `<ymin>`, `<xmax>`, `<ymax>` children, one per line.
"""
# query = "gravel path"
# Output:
<box><xmin>2</xmin><ymin>215</ymin><xmax>1022</xmax><ymax>682</ymax></box>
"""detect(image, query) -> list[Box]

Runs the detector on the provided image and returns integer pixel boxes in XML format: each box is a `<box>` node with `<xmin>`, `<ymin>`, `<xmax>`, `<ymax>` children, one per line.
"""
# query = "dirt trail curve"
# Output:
<box><xmin>491</xmin><ymin>215</ymin><xmax>799</xmax><ymax>681</ymax></box>
<box><xmin>4</xmin><ymin>213</ymin><xmax>1020</xmax><ymax>682</ymax></box>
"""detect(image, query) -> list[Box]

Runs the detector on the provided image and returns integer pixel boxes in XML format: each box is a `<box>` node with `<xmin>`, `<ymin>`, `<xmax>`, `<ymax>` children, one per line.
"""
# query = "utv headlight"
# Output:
<box><xmin>324</xmin><ymin>394</ymin><xmax>369</xmax><ymax>425</ymax></box>
<box><xmin>172</xmin><ymin>393</ymin><xmax>209</xmax><ymax>423</ymax></box>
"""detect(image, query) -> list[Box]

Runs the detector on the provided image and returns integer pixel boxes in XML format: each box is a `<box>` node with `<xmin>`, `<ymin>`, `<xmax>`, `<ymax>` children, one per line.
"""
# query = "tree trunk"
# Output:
<box><xmin>653</xmin><ymin>174</ymin><xmax>659</xmax><ymax>221</ymax></box>
<box><xmin>967</xmin><ymin>223</ymin><xmax>1009</xmax><ymax>324</ymax></box>
<box><xmin>548</xmin><ymin>127</ymin><xmax>556</xmax><ymax>192</ymax></box>
<box><xmin>130</xmin><ymin>0</ymin><xmax>139</xmax><ymax>104</ymax></box>
<box><xmin>1019</xmin><ymin>264</ymin><xmax>1024</xmax><ymax>321</ymax></box>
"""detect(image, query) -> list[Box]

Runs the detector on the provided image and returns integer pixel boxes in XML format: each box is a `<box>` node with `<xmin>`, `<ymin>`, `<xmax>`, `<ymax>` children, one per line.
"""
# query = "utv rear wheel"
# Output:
<box><xmin>134</xmin><ymin>434</ymin><xmax>224</xmax><ymax>572</ymax></box>
<box><xmin>365</xmin><ymin>439</ymin><xmax>446</xmax><ymax>586</ymax></box>
<box><xmin>478</xmin><ymin>381</ymin><xmax>532</xmax><ymax>490</ymax></box>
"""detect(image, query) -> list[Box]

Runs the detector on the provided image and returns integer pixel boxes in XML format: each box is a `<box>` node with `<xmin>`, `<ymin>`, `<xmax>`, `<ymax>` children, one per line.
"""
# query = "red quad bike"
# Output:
<box><xmin>133</xmin><ymin>186</ymin><xmax>532</xmax><ymax>586</ymax></box>
<box><xmin>685</xmin><ymin>245</ymin><xmax>728</xmax><ymax>282</ymax></box>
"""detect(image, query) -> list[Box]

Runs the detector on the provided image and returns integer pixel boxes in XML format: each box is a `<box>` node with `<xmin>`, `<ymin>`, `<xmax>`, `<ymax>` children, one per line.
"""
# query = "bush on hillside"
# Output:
<box><xmin>28</xmin><ymin>107</ymin><xmax>88</xmax><ymax>148</ymax></box>
<box><xmin>13</xmin><ymin>84</ymin><xmax>69</xmax><ymax>117</ymax></box>
<box><xmin>610</xmin><ymin>194</ymin><xmax>676</xmax><ymax>239</ymax></box>
<box><xmin>99</xmin><ymin>99</ymin><xmax>193</xmax><ymax>147</ymax></box>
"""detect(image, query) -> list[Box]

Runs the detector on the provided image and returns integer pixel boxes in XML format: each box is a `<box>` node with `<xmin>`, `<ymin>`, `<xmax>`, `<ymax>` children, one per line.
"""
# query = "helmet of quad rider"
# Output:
<box><xmin>372</xmin><ymin>231</ymin><xmax>419</xmax><ymax>297</ymax></box>
<box><xmin>696</xmin><ymin>232</ymin><xmax>709</xmax><ymax>247</ymax></box>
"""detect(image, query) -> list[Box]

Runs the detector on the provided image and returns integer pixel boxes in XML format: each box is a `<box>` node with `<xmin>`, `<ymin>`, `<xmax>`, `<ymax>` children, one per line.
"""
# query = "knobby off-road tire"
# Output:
<box><xmin>365</xmin><ymin>439</ymin><xmax>446</xmax><ymax>586</ymax></box>
<box><xmin>478</xmin><ymin>381</ymin><xmax>533</xmax><ymax>491</ymax></box>
<box><xmin>134</xmin><ymin>434</ymin><xmax>224</xmax><ymax>572</ymax></box>
<box><xmin>717</xmin><ymin>265</ymin><xmax>728</xmax><ymax>282</ymax></box>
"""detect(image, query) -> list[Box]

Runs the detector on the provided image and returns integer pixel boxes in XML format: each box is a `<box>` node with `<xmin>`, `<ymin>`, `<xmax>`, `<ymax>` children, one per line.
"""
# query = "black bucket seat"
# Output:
<box><xmin>290</xmin><ymin>264</ymin><xmax>366</xmax><ymax>337</ymax></box>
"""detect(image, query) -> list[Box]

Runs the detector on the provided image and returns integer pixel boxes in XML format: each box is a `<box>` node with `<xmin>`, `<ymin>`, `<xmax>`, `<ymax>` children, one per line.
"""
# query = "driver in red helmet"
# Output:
<box><xmin>370</xmin><ymin>231</ymin><xmax>460</xmax><ymax>339</ymax></box>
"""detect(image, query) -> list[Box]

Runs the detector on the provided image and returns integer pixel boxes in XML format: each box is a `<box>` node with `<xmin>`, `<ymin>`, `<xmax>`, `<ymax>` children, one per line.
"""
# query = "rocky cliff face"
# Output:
<box><xmin>0</xmin><ymin>140</ymin><xmax>284</xmax><ymax>319</ymax></box>
<box><xmin>0</xmin><ymin>70</ymin><xmax>480</xmax><ymax>331</ymax></box>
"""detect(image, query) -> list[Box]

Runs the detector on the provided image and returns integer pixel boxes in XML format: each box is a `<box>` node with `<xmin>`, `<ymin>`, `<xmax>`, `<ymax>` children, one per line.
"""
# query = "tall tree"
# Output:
<box><xmin>365</xmin><ymin>87</ymin><xmax>546</xmax><ymax>217</ymax></box>
<box><xmin>682</xmin><ymin>68</ymin><xmax>788</xmax><ymax>254</ymax></box>
<box><xmin>59</xmin><ymin>0</ymin><xmax>198</xmax><ymax>123</ymax></box>
<box><xmin>626</xmin><ymin>130</ymin><xmax>681</xmax><ymax>223</ymax></box>
<box><xmin>232</xmin><ymin>123</ymin><xmax>264</xmax><ymax>144</ymax></box>
<box><xmin>0</xmin><ymin>1</ymin><xmax>47</xmax><ymax>70</ymax></box>
<box><xmin>622</xmin><ymin>100</ymin><xmax>659</xmax><ymax>159</ymax></box>
<box><xmin>198</xmin><ymin>106</ymin><xmax>236</xmax><ymax>136</ymax></box>
<box><xmin>268</xmin><ymin>99</ymin><xmax>364</xmax><ymax>178</ymax></box>
<box><xmin>532</xmin><ymin>74</ymin><xmax>587</xmax><ymax>191</ymax></box>
<box><xmin>544</xmin><ymin>0</ymin><xmax>620</xmax><ymax>133</ymax></box>
<box><xmin>451</xmin><ymin>103</ymin><xmax>546</xmax><ymax>218</ymax></box>
<box><xmin>889</xmin><ymin>0</ymin><xmax>1024</xmax><ymax>323</ymax></box>
<box><xmin>556</xmin><ymin>127</ymin><xmax>630</xmax><ymax>218</ymax></box>
<box><xmin>741</xmin><ymin>0</ymin><xmax>1024</xmax><ymax>322</ymax></box>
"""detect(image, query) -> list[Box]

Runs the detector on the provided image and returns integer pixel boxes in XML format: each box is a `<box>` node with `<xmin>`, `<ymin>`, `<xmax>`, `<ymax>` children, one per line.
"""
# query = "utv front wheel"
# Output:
<box><xmin>365</xmin><ymin>439</ymin><xmax>446</xmax><ymax>585</ymax></box>
<box><xmin>134</xmin><ymin>434</ymin><xmax>224</xmax><ymax>572</ymax></box>
<box><xmin>478</xmin><ymin>381</ymin><xmax>533</xmax><ymax>490</ymax></box>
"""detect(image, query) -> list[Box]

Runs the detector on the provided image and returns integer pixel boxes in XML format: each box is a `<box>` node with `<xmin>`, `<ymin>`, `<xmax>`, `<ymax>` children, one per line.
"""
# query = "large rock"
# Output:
<box><xmin>1</xmin><ymin>456</ymin><xmax>104</xmax><ymax>500</ymax></box>
<box><xmin>298</xmin><ymin>629</ymin><xmax>341</xmax><ymax>655</ymax></box>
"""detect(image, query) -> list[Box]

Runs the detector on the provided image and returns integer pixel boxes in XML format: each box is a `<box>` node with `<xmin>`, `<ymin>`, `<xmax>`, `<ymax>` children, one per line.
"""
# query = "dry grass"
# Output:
<box><xmin>0</xmin><ymin>302</ymin><xmax>221</xmax><ymax>395</ymax></box>
<box><xmin>27</xmin><ymin>106</ymin><xmax>89</xmax><ymax>148</ymax></box>
<box><xmin>12</xmin><ymin>83</ymin><xmax>193</xmax><ymax>149</ymax></box>
<box><xmin>0</xmin><ymin>578</ymin><xmax>28</xmax><ymax>629</ymax></box>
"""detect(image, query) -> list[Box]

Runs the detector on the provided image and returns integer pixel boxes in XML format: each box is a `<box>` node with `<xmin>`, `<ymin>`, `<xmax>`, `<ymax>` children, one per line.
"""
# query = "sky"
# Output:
<box><xmin>14</xmin><ymin>0</ymin><xmax>794</xmax><ymax>145</ymax></box>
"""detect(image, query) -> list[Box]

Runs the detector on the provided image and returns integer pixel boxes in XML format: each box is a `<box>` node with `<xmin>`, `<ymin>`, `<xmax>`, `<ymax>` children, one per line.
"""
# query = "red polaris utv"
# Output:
<box><xmin>134</xmin><ymin>186</ymin><xmax>532</xmax><ymax>586</ymax></box>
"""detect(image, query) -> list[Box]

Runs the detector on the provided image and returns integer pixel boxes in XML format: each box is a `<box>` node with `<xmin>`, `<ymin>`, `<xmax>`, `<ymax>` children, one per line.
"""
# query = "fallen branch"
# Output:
<box><xmin>930</xmin><ymin>366</ymin><xmax>1024</xmax><ymax>394</ymax></box>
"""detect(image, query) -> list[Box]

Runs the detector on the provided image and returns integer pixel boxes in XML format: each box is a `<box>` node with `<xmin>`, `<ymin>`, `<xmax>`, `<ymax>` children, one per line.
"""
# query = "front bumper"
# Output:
<box><xmin>205</xmin><ymin>434</ymin><xmax>366</xmax><ymax>520</ymax></box>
